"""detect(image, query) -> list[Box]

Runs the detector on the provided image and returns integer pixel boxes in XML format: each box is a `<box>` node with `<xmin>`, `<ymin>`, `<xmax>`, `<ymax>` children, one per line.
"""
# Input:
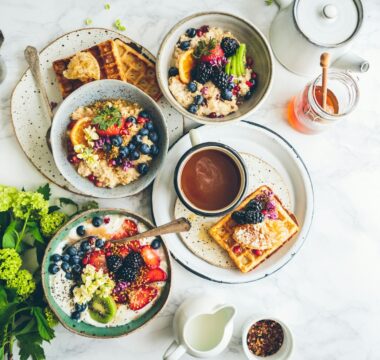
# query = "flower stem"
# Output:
<box><xmin>15</xmin><ymin>211</ymin><xmax>30</xmax><ymax>251</ymax></box>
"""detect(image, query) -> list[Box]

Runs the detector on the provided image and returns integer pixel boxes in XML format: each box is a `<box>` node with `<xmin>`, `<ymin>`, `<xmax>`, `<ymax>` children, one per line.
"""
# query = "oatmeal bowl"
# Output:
<box><xmin>50</xmin><ymin>80</ymin><xmax>168</xmax><ymax>198</ymax></box>
<box><xmin>156</xmin><ymin>12</ymin><xmax>274</xmax><ymax>124</ymax></box>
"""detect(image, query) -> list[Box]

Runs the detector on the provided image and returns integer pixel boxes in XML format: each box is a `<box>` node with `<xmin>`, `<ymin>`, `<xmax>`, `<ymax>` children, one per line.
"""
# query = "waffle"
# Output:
<box><xmin>52</xmin><ymin>40</ymin><xmax>125</xmax><ymax>98</ymax></box>
<box><xmin>114</xmin><ymin>39</ymin><xmax>162</xmax><ymax>101</ymax></box>
<box><xmin>208</xmin><ymin>186</ymin><xmax>299</xmax><ymax>273</ymax></box>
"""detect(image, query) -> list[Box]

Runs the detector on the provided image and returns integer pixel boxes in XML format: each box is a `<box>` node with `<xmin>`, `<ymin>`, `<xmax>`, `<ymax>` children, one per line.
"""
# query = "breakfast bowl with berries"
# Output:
<box><xmin>157</xmin><ymin>12</ymin><xmax>274</xmax><ymax>124</ymax></box>
<box><xmin>41</xmin><ymin>209</ymin><xmax>171</xmax><ymax>338</ymax></box>
<box><xmin>50</xmin><ymin>79</ymin><xmax>168</xmax><ymax>198</ymax></box>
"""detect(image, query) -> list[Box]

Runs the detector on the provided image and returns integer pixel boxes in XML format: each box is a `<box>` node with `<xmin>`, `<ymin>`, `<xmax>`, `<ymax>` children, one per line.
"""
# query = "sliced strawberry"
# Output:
<box><xmin>201</xmin><ymin>45</ymin><xmax>224</xmax><ymax>63</ymax></box>
<box><xmin>118</xmin><ymin>245</ymin><xmax>130</xmax><ymax>257</ymax></box>
<box><xmin>88</xmin><ymin>250</ymin><xmax>107</xmax><ymax>272</ymax></box>
<box><xmin>144</xmin><ymin>268</ymin><xmax>167</xmax><ymax>283</ymax></box>
<box><xmin>111</xmin><ymin>219</ymin><xmax>138</xmax><ymax>240</ymax></box>
<box><xmin>140</xmin><ymin>245</ymin><xmax>160</xmax><ymax>269</ymax></box>
<box><xmin>128</xmin><ymin>240</ymin><xmax>141</xmax><ymax>252</ymax></box>
<box><xmin>128</xmin><ymin>286</ymin><xmax>158</xmax><ymax>311</ymax></box>
<box><xmin>96</xmin><ymin>118</ymin><xmax>126</xmax><ymax>136</ymax></box>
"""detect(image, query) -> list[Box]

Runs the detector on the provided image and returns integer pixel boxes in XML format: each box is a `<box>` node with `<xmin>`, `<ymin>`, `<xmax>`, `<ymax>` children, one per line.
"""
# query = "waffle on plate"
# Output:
<box><xmin>208</xmin><ymin>185</ymin><xmax>299</xmax><ymax>273</ymax></box>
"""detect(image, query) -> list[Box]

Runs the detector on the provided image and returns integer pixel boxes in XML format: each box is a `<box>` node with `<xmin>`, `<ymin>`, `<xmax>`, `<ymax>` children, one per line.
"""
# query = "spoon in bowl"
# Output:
<box><xmin>24</xmin><ymin>45</ymin><xmax>53</xmax><ymax>150</ymax></box>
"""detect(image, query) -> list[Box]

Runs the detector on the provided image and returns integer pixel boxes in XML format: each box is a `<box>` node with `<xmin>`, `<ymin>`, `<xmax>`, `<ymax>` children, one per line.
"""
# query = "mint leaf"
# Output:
<box><xmin>31</xmin><ymin>307</ymin><xmax>54</xmax><ymax>342</ymax></box>
<box><xmin>36</xmin><ymin>184</ymin><xmax>51</xmax><ymax>200</ymax></box>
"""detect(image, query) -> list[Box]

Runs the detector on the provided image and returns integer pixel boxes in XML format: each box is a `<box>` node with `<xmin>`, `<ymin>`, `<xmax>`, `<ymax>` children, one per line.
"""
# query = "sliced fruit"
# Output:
<box><xmin>88</xmin><ymin>250</ymin><xmax>107</xmax><ymax>272</ymax></box>
<box><xmin>178</xmin><ymin>49</ymin><xmax>196</xmax><ymax>84</ymax></box>
<box><xmin>127</xmin><ymin>240</ymin><xmax>141</xmax><ymax>252</ymax></box>
<box><xmin>88</xmin><ymin>295</ymin><xmax>117</xmax><ymax>324</ymax></box>
<box><xmin>96</xmin><ymin>117</ymin><xmax>126</xmax><ymax>137</ymax></box>
<box><xmin>144</xmin><ymin>268</ymin><xmax>167</xmax><ymax>283</ymax></box>
<box><xmin>201</xmin><ymin>44</ymin><xmax>224</xmax><ymax>63</ymax></box>
<box><xmin>69</xmin><ymin>117</ymin><xmax>92</xmax><ymax>146</ymax></box>
<box><xmin>128</xmin><ymin>286</ymin><xmax>158</xmax><ymax>311</ymax></box>
<box><xmin>140</xmin><ymin>245</ymin><xmax>160</xmax><ymax>269</ymax></box>
<box><xmin>111</xmin><ymin>219</ymin><xmax>138</xmax><ymax>240</ymax></box>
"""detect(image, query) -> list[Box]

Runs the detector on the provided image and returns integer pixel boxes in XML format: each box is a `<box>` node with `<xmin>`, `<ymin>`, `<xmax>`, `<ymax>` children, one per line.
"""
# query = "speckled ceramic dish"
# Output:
<box><xmin>11</xmin><ymin>27</ymin><xmax>182</xmax><ymax>195</ymax></box>
<box><xmin>50</xmin><ymin>79</ymin><xmax>168</xmax><ymax>198</ymax></box>
<box><xmin>156</xmin><ymin>12</ymin><xmax>274</xmax><ymax>125</ymax></box>
<box><xmin>41</xmin><ymin>209</ymin><xmax>171</xmax><ymax>338</ymax></box>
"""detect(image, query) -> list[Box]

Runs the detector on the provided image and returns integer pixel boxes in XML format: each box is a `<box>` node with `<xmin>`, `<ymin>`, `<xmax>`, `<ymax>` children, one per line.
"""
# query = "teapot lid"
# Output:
<box><xmin>294</xmin><ymin>0</ymin><xmax>363</xmax><ymax>47</ymax></box>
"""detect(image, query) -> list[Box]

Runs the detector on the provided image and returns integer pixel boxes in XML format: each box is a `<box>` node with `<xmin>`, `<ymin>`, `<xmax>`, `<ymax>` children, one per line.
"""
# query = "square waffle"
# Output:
<box><xmin>114</xmin><ymin>39</ymin><xmax>162</xmax><ymax>101</ymax></box>
<box><xmin>208</xmin><ymin>186</ymin><xmax>299</xmax><ymax>273</ymax></box>
<box><xmin>53</xmin><ymin>39</ymin><xmax>125</xmax><ymax>99</ymax></box>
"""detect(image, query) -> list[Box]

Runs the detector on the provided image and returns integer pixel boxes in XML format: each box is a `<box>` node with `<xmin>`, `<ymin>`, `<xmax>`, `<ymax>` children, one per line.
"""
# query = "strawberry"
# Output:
<box><xmin>88</xmin><ymin>250</ymin><xmax>107</xmax><ymax>272</ymax></box>
<box><xmin>96</xmin><ymin>118</ymin><xmax>126</xmax><ymax>136</ymax></box>
<box><xmin>111</xmin><ymin>219</ymin><xmax>138</xmax><ymax>240</ymax></box>
<box><xmin>128</xmin><ymin>286</ymin><xmax>158</xmax><ymax>311</ymax></box>
<box><xmin>201</xmin><ymin>45</ymin><xmax>224</xmax><ymax>63</ymax></box>
<box><xmin>118</xmin><ymin>245</ymin><xmax>130</xmax><ymax>257</ymax></box>
<box><xmin>127</xmin><ymin>240</ymin><xmax>141</xmax><ymax>252</ymax></box>
<box><xmin>140</xmin><ymin>245</ymin><xmax>160</xmax><ymax>269</ymax></box>
<box><xmin>144</xmin><ymin>268</ymin><xmax>167</xmax><ymax>283</ymax></box>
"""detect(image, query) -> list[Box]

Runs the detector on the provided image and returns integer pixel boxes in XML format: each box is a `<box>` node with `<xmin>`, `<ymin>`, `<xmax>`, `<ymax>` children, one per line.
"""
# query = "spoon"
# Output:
<box><xmin>320</xmin><ymin>52</ymin><xmax>330</xmax><ymax>111</ymax></box>
<box><xmin>24</xmin><ymin>45</ymin><xmax>53</xmax><ymax>150</ymax></box>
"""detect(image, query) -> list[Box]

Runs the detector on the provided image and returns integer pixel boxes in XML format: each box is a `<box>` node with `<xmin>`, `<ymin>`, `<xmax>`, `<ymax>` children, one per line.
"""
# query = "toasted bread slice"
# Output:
<box><xmin>208</xmin><ymin>185</ymin><xmax>299</xmax><ymax>273</ymax></box>
<box><xmin>52</xmin><ymin>39</ymin><xmax>124</xmax><ymax>98</ymax></box>
<box><xmin>114</xmin><ymin>39</ymin><xmax>162</xmax><ymax>101</ymax></box>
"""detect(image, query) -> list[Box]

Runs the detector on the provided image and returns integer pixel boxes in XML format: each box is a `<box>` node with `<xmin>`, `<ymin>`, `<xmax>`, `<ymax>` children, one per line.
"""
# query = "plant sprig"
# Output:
<box><xmin>193</xmin><ymin>39</ymin><xmax>217</xmax><ymax>59</ymax></box>
<box><xmin>92</xmin><ymin>105</ymin><xmax>122</xmax><ymax>130</ymax></box>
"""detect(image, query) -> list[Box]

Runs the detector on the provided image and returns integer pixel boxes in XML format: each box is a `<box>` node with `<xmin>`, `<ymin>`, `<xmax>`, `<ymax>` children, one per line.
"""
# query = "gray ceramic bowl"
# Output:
<box><xmin>156</xmin><ymin>12</ymin><xmax>274</xmax><ymax>125</ymax></box>
<box><xmin>51</xmin><ymin>80</ymin><xmax>168</xmax><ymax>198</ymax></box>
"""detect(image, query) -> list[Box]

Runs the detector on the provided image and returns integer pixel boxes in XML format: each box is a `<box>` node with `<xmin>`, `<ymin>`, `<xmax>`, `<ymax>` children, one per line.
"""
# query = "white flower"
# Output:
<box><xmin>74</xmin><ymin>145</ymin><xmax>99</xmax><ymax>165</ymax></box>
<box><xmin>83</xmin><ymin>126</ymin><xmax>99</xmax><ymax>147</ymax></box>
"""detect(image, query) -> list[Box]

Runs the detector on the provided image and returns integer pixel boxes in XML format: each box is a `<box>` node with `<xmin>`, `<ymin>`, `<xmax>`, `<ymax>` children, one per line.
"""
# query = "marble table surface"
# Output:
<box><xmin>1</xmin><ymin>0</ymin><xmax>379</xmax><ymax>359</ymax></box>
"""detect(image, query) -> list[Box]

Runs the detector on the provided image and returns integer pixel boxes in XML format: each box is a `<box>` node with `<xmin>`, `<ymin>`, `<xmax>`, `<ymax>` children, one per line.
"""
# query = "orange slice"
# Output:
<box><xmin>69</xmin><ymin>117</ymin><xmax>92</xmax><ymax>146</ymax></box>
<box><xmin>179</xmin><ymin>49</ymin><xmax>196</xmax><ymax>84</ymax></box>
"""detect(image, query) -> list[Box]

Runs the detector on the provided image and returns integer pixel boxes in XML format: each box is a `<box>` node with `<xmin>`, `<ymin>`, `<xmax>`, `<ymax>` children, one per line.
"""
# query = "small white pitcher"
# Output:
<box><xmin>163</xmin><ymin>295</ymin><xmax>236</xmax><ymax>359</ymax></box>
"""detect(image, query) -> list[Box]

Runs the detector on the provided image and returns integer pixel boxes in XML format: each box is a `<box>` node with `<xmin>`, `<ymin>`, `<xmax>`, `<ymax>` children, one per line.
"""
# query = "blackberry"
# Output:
<box><xmin>194</xmin><ymin>62</ymin><xmax>213</xmax><ymax>84</ymax></box>
<box><xmin>232</xmin><ymin>211</ymin><xmax>247</xmax><ymax>225</ymax></box>
<box><xmin>246</xmin><ymin>200</ymin><xmax>263</xmax><ymax>213</ymax></box>
<box><xmin>124</xmin><ymin>251</ymin><xmax>144</xmax><ymax>269</ymax></box>
<box><xmin>107</xmin><ymin>255</ymin><xmax>123</xmax><ymax>273</ymax></box>
<box><xmin>117</xmin><ymin>266</ymin><xmax>138</xmax><ymax>282</ymax></box>
<box><xmin>245</xmin><ymin>210</ymin><xmax>265</xmax><ymax>224</ymax></box>
<box><xmin>212</xmin><ymin>68</ymin><xmax>230</xmax><ymax>91</ymax></box>
<box><xmin>221</xmin><ymin>37</ymin><xmax>239</xmax><ymax>57</ymax></box>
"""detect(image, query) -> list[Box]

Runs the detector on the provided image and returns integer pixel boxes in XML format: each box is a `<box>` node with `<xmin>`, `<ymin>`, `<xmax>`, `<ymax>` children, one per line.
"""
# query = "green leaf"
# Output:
<box><xmin>15</xmin><ymin>318</ymin><xmax>37</xmax><ymax>337</ymax></box>
<box><xmin>48</xmin><ymin>205</ymin><xmax>60</xmax><ymax>214</ymax></box>
<box><xmin>0</xmin><ymin>212</ymin><xmax>10</xmax><ymax>239</ymax></box>
<box><xmin>26</xmin><ymin>222</ymin><xmax>44</xmax><ymax>244</ymax></box>
<box><xmin>36</xmin><ymin>184</ymin><xmax>51</xmax><ymax>201</ymax></box>
<box><xmin>0</xmin><ymin>345</ymin><xmax>4</xmax><ymax>360</ymax></box>
<box><xmin>0</xmin><ymin>286</ymin><xmax>7</xmax><ymax>308</ymax></box>
<box><xmin>2</xmin><ymin>220</ymin><xmax>19</xmax><ymax>248</ymax></box>
<box><xmin>58</xmin><ymin>198</ymin><xmax>79</xmax><ymax>211</ymax></box>
<box><xmin>265</xmin><ymin>0</ymin><xmax>274</xmax><ymax>5</ymax></box>
<box><xmin>31</xmin><ymin>307</ymin><xmax>54</xmax><ymax>342</ymax></box>
<box><xmin>0</xmin><ymin>301</ymin><xmax>18</xmax><ymax>329</ymax></box>
<box><xmin>80</xmin><ymin>200</ymin><xmax>99</xmax><ymax>211</ymax></box>
<box><xmin>92</xmin><ymin>104</ymin><xmax>122</xmax><ymax>130</ymax></box>
<box><xmin>18</xmin><ymin>333</ymin><xmax>45</xmax><ymax>360</ymax></box>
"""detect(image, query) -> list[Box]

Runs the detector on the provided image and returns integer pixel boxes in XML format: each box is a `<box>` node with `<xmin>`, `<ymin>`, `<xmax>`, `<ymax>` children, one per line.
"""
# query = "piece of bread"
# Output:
<box><xmin>208</xmin><ymin>185</ymin><xmax>299</xmax><ymax>273</ymax></box>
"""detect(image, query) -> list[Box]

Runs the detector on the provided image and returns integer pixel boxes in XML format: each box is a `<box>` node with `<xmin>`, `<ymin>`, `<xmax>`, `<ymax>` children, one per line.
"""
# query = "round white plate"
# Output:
<box><xmin>152</xmin><ymin>121</ymin><xmax>314</xmax><ymax>284</ymax></box>
<box><xmin>11</xmin><ymin>27</ymin><xmax>182</xmax><ymax>195</ymax></box>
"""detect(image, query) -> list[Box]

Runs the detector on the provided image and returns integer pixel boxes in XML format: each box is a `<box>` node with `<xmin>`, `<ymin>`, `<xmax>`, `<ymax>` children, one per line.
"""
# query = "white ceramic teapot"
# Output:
<box><xmin>269</xmin><ymin>0</ymin><xmax>369</xmax><ymax>76</ymax></box>
<box><xmin>163</xmin><ymin>295</ymin><xmax>236</xmax><ymax>359</ymax></box>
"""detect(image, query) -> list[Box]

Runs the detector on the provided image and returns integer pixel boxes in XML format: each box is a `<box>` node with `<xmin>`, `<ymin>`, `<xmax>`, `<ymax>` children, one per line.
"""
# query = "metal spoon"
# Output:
<box><xmin>24</xmin><ymin>45</ymin><xmax>53</xmax><ymax>150</ymax></box>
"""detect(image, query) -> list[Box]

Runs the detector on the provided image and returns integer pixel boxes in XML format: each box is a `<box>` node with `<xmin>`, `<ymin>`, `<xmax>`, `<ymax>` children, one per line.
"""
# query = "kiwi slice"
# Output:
<box><xmin>88</xmin><ymin>295</ymin><xmax>117</xmax><ymax>324</ymax></box>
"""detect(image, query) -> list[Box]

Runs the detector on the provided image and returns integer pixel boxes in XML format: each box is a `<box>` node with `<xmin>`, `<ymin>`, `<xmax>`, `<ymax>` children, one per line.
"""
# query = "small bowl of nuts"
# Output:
<box><xmin>242</xmin><ymin>316</ymin><xmax>294</xmax><ymax>360</ymax></box>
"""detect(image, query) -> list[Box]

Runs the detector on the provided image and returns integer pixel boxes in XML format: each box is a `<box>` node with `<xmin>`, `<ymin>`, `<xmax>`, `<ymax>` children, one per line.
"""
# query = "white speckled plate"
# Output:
<box><xmin>11</xmin><ymin>28</ymin><xmax>183</xmax><ymax>195</ymax></box>
<box><xmin>152</xmin><ymin>121</ymin><xmax>314</xmax><ymax>284</ymax></box>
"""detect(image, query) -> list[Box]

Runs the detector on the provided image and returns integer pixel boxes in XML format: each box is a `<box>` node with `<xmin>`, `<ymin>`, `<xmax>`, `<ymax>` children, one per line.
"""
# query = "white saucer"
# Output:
<box><xmin>152</xmin><ymin>121</ymin><xmax>314</xmax><ymax>284</ymax></box>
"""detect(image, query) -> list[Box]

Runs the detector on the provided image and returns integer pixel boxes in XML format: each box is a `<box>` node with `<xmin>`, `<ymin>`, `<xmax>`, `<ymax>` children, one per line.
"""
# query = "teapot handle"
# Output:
<box><xmin>274</xmin><ymin>0</ymin><xmax>293</xmax><ymax>10</ymax></box>
<box><xmin>163</xmin><ymin>341</ymin><xmax>186</xmax><ymax>360</ymax></box>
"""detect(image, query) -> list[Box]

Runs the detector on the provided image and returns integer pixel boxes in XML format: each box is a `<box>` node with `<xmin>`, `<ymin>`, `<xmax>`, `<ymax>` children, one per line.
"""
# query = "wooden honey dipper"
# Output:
<box><xmin>320</xmin><ymin>52</ymin><xmax>330</xmax><ymax>111</ymax></box>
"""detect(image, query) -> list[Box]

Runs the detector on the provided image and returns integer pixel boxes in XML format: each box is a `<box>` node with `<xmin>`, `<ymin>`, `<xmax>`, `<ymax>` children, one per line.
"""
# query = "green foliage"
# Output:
<box><xmin>92</xmin><ymin>105</ymin><xmax>122</xmax><ymax>130</ymax></box>
<box><xmin>193</xmin><ymin>39</ymin><xmax>217</xmax><ymax>59</ymax></box>
<box><xmin>39</xmin><ymin>212</ymin><xmax>66</xmax><ymax>238</ymax></box>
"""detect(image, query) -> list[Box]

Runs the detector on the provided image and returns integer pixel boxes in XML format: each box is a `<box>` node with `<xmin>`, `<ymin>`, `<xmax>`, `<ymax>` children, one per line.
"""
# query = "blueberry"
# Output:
<box><xmin>130</xmin><ymin>150</ymin><xmax>140</xmax><ymax>161</ymax></box>
<box><xmin>151</xmin><ymin>238</ymin><xmax>161</xmax><ymax>249</ymax></box>
<box><xmin>51</xmin><ymin>254</ymin><xmax>61</xmax><ymax>262</ymax></box>
<box><xmin>145</xmin><ymin>122</ymin><xmax>154</xmax><ymax>131</ymax></box>
<box><xmin>119</xmin><ymin>146</ymin><xmax>129</xmax><ymax>158</ymax></box>
<box><xmin>188</xmin><ymin>104</ymin><xmax>198</xmax><ymax>114</ymax></box>
<box><xmin>91</xmin><ymin>216</ymin><xmax>102</xmax><ymax>228</ymax></box>
<box><xmin>67</xmin><ymin>246</ymin><xmax>78</xmax><ymax>256</ymax></box>
<box><xmin>194</xmin><ymin>95</ymin><xmax>204</xmax><ymax>105</ymax></box>
<box><xmin>48</xmin><ymin>264</ymin><xmax>59</xmax><ymax>274</ymax></box>
<box><xmin>111</xmin><ymin>135</ymin><xmax>123</xmax><ymax>147</ymax></box>
<box><xmin>62</xmin><ymin>254</ymin><xmax>70</xmax><ymax>262</ymax></box>
<box><xmin>148</xmin><ymin>131</ymin><xmax>158</xmax><ymax>143</ymax></box>
<box><xmin>140</xmin><ymin>143</ymin><xmax>150</xmax><ymax>155</ymax></box>
<box><xmin>168</xmin><ymin>67</ymin><xmax>179</xmax><ymax>77</ymax></box>
<box><xmin>70</xmin><ymin>255</ymin><xmax>81</xmax><ymax>265</ymax></box>
<box><xmin>72</xmin><ymin>264</ymin><xmax>82</xmax><ymax>273</ymax></box>
<box><xmin>179</xmin><ymin>41</ymin><xmax>191</xmax><ymax>50</ymax></box>
<box><xmin>65</xmin><ymin>272</ymin><xmax>74</xmax><ymax>280</ymax></box>
<box><xmin>227</xmin><ymin>82</ymin><xmax>235</xmax><ymax>90</ymax></box>
<box><xmin>139</xmin><ymin>110</ymin><xmax>149</xmax><ymax>119</ymax></box>
<box><xmin>76</xmin><ymin>226</ymin><xmax>85</xmax><ymax>237</ymax></box>
<box><xmin>250</xmin><ymin>79</ymin><xmax>256</xmax><ymax>88</ymax></box>
<box><xmin>186</xmin><ymin>28</ymin><xmax>197</xmax><ymax>38</ymax></box>
<box><xmin>139</xmin><ymin>128</ymin><xmax>149</xmax><ymax>136</ymax></box>
<box><xmin>221</xmin><ymin>89</ymin><xmax>233</xmax><ymax>101</ymax></box>
<box><xmin>244</xmin><ymin>91</ymin><xmax>253</xmax><ymax>100</ymax></box>
<box><xmin>80</xmin><ymin>241</ymin><xmax>91</xmax><ymax>252</ymax></box>
<box><xmin>61</xmin><ymin>262</ymin><xmax>70</xmax><ymax>272</ymax></box>
<box><xmin>150</xmin><ymin>144</ymin><xmax>160</xmax><ymax>156</ymax></box>
<box><xmin>71</xmin><ymin>311</ymin><xmax>81</xmax><ymax>320</ymax></box>
<box><xmin>115</xmin><ymin>157</ymin><xmax>123</xmax><ymax>166</ymax></box>
<box><xmin>128</xmin><ymin>142</ymin><xmax>136</xmax><ymax>151</ymax></box>
<box><xmin>103</xmin><ymin>142</ymin><xmax>112</xmax><ymax>152</ymax></box>
<box><xmin>137</xmin><ymin>163</ymin><xmax>149</xmax><ymax>175</ymax></box>
<box><xmin>132</xmin><ymin>135</ymin><xmax>143</xmax><ymax>144</ymax></box>
<box><xmin>77</xmin><ymin>251</ymin><xmax>84</xmax><ymax>258</ymax></box>
<box><xmin>188</xmin><ymin>82</ymin><xmax>197</xmax><ymax>93</ymax></box>
<box><xmin>95</xmin><ymin>238</ymin><xmax>105</xmax><ymax>248</ymax></box>
<box><xmin>75</xmin><ymin>303</ymin><xmax>87</xmax><ymax>312</ymax></box>
<box><xmin>127</xmin><ymin>116</ymin><xmax>137</xmax><ymax>124</ymax></box>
